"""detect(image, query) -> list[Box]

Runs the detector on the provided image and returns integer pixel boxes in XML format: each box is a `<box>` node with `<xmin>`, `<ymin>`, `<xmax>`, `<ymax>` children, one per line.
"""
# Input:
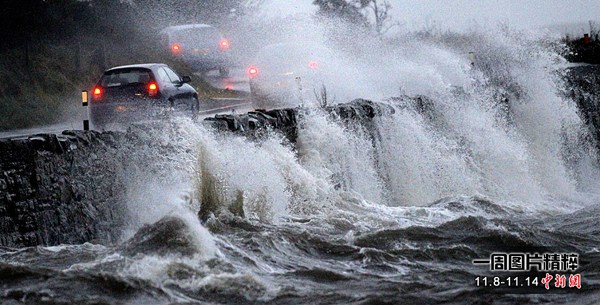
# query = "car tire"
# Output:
<box><xmin>192</xmin><ymin>96</ymin><xmax>200</xmax><ymax>121</ymax></box>
<box><xmin>161</xmin><ymin>98</ymin><xmax>175</xmax><ymax>120</ymax></box>
<box><xmin>219</xmin><ymin>67</ymin><xmax>230</xmax><ymax>78</ymax></box>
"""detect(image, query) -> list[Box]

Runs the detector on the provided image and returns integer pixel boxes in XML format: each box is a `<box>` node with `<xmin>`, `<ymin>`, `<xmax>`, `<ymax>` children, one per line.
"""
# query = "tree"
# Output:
<box><xmin>313</xmin><ymin>0</ymin><xmax>398</xmax><ymax>35</ymax></box>
<box><xmin>358</xmin><ymin>0</ymin><xmax>399</xmax><ymax>35</ymax></box>
<box><xmin>313</xmin><ymin>0</ymin><xmax>369</xmax><ymax>26</ymax></box>
<box><xmin>135</xmin><ymin>0</ymin><xmax>259</xmax><ymax>28</ymax></box>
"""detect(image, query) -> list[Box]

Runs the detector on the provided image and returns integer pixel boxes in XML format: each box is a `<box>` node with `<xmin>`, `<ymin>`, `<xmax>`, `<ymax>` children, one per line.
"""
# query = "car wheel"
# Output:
<box><xmin>160</xmin><ymin>98</ymin><xmax>175</xmax><ymax>119</ymax></box>
<box><xmin>192</xmin><ymin>96</ymin><xmax>200</xmax><ymax>121</ymax></box>
<box><xmin>219</xmin><ymin>67</ymin><xmax>230</xmax><ymax>78</ymax></box>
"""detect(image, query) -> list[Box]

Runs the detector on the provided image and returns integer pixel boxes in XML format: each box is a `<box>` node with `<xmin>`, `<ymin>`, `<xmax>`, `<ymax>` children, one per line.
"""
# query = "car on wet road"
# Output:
<box><xmin>89</xmin><ymin>63</ymin><xmax>199</xmax><ymax>128</ymax></box>
<box><xmin>160</xmin><ymin>24</ymin><xmax>232</xmax><ymax>77</ymax></box>
<box><xmin>247</xmin><ymin>42</ymin><xmax>334</xmax><ymax>110</ymax></box>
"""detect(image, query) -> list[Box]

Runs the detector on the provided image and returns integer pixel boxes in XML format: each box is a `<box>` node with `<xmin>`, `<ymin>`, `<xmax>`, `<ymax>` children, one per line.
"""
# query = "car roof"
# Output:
<box><xmin>105</xmin><ymin>63</ymin><xmax>167</xmax><ymax>72</ymax></box>
<box><xmin>161</xmin><ymin>23</ymin><xmax>215</xmax><ymax>34</ymax></box>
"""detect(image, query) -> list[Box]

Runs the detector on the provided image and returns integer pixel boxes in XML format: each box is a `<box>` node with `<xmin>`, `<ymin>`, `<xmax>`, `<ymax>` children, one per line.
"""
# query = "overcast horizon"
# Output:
<box><xmin>260</xmin><ymin>0</ymin><xmax>600</xmax><ymax>34</ymax></box>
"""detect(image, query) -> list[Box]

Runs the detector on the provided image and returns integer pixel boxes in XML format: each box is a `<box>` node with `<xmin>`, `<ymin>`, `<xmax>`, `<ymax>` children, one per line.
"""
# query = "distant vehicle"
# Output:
<box><xmin>89</xmin><ymin>63</ymin><xmax>199</xmax><ymax>128</ymax></box>
<box><xmin>247</xmin><ymin>42</ymin><xmax>334</xmax><ymax>110</ymax></box>
<box><xmin>160</xmin><ymin>24</ymin><xmax>232</xmax><ymax>77</ymax></box>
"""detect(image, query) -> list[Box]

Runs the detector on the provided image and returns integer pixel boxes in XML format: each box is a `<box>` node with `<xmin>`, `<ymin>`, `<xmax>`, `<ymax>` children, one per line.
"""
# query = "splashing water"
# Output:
<box><xmin>2</xmin><ymin>18</ymin><xmax>600</xmax><ymax>304</ymax></box>
<box><xmin>195</xmin><ymin>24</ymin><xmax>599</xmax><ymax>220</ymax></box>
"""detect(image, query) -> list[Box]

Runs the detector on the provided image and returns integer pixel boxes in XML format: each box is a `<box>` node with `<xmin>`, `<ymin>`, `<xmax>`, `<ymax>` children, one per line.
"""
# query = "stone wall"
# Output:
<box><xmin>0</xmin><ymin>132</ymin><xmax>127</xmax><ymax>247</ymax></box>
<box><xmin>0</xmin><ymin>125</ymin><xmax>200</xmax><ymax>248</ymax></box>
<box><xmin>0</xmin><ymin>99</ymin><xmax>399</xmax><ymax>248</ymax></box>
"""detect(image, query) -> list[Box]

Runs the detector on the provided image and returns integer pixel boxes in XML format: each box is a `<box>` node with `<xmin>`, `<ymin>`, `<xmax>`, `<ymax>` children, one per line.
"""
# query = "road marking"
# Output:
<box><xmin>210</xmin><ymin>97</ymin><xmax>247</xmax><ymax>101</ymax></box>
<box><xmin>198</xmin><ymin>102</ymin><xmax>251</xmax><ymax>114</ymax></box>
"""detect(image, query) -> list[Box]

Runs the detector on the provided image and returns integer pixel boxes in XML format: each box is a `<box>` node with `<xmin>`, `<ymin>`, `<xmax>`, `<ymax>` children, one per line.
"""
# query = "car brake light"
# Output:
<box><xmin>308</xmin><ymin>60</ymin><xmax>319</xmax><ymax>69</ymax></box>
<box><xmin>247</xmin><ymin>66</ymin><xmax>259</xmax><ymax>78</ymax></box>
<box><xmin>171</xmin><ymin>43</ymin><xmax>181</xmax><ymax>54</ymax></box>
<box><xmin>148</xmin><ymin>82</ymin><xmax>158</xmax><ymax>96</ymax></box>
<box><xmin>93</xmin><ymin>87</ymin><xmax>102</xmax><ymax>99</ymax></box>
<box><xmin>219</xmin><ymin>38</ymin><xmax>230</xmax><ymax>50</ymax></box>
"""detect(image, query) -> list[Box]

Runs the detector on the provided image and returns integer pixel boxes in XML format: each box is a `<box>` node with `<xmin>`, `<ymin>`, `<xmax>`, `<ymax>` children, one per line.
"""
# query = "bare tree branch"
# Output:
<box><xmin>354</xmin><ymin>0</ymin><xmax>400</xmax><ymax>35</ymax></box>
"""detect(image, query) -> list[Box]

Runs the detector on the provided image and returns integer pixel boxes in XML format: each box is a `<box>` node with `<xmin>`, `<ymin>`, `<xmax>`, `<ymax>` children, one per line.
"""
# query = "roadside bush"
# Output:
<box><xmin>562</xmin><ymin>22</ymin><xmax>600</xmax><ymax>64</ymax></box>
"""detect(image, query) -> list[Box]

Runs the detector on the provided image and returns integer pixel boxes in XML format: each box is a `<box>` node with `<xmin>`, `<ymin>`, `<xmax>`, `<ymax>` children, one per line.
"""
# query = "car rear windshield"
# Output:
<box><xmin>100</xmin><ymin>68</ymin><xmax>153</xmax><ymax>87</ymax></box>
<box><xmin>172</xmin><ymin>28</ymin><xmax>221</xmax><ymax>48</ymax></box>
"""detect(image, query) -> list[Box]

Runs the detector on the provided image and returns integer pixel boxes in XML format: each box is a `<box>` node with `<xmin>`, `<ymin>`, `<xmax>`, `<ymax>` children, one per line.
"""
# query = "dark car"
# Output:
<box><xmin>160</xmin><ymin>24</ymin><xmax>232</xmax><ymax>77</ymax></box>
<box><xmin>90</xmin><ymin>63</ymin><xmax>199</xmax><ymax>128</ymax></box>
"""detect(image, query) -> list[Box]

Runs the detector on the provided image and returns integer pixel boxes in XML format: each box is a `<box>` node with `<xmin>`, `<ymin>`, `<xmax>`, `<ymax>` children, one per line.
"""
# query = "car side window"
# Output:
<box><xmin>164</xmin><ymin>67</ymin><xmax>182</xmax><ymax>83</ymax></box>
<box><xmin>157</xmin><ymin>68</ymin><xmax>171</xmax><ymax>84</ymax></box>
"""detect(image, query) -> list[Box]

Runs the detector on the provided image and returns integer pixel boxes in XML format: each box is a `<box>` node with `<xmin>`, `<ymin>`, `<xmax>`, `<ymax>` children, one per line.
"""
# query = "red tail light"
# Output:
<box><xmin>247</xmin><ymin>66</ymin><xmax>259</xmax><ymax>78</ymax></box>
<box><xmin>148</xmin><ymin>82</ymin><xmax>158</xmax><ymax>97</ymax></box>
<box><xmin>171</xmin><ymin>43</ymin><xmax>181</xmax><ymax>54</ymax></box>
<box><xmin>93</xmin><ymin>86</ymin><xmax>102</xmax><ymax>99</ymax></box>
<box><xmin>219</xmin><ymin>38</ymin><xmax>230</xmax><ymax>50</ymax></box>
<box><xmin>308</xmin><ymin>60</ymin><xmax>319</xmax><ymax>69</ymax></box>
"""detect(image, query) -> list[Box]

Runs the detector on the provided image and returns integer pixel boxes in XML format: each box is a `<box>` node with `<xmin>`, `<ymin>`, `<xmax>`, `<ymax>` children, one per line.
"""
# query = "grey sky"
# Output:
<box><xmin>393</xmin><ymin>0</ymin><xmax>600</xmax><ymax>31</ymax></box>
<box><xmin>261</xmin><ymin>0</ymin><xmax>600</xmax><ymax>33</ymax></box>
